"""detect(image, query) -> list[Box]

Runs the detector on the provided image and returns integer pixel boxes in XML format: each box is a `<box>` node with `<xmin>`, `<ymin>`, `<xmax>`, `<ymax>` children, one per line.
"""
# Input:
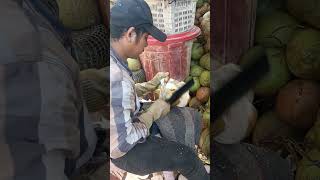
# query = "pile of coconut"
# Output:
<box><xmin>211</xmin><ymin>0</ymin><xmax>320</xmax><ymax>179</ymax></box>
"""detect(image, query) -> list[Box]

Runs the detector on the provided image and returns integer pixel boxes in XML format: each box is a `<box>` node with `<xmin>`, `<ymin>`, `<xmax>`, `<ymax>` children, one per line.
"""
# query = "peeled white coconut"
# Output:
<box><xmin>213</xmin><ymin>64</ymin><xmax>257</xmax><ymax>144</ymax></box>
<box><xmin>158</xmin><ymin>78</ymin><xmax>190</xmax><ymax>107</ymax></box>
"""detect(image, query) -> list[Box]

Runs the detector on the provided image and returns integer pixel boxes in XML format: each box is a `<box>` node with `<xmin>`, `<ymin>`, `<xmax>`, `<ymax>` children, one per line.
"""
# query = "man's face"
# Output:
<box><xmin>122</xmin><ymin>27</ymin><xmax>149</xmax><ymax>59</ymax></box>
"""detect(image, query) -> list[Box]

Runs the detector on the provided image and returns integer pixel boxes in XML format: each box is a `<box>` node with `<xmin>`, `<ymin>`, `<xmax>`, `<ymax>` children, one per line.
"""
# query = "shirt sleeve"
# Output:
<box><xmin>110</xmin><ymin>65</ymin><xmax>149</xmax><ymax>159</ymax></box>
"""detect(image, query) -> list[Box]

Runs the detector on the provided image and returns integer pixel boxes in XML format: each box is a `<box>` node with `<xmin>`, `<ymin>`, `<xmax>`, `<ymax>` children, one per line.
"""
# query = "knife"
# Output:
<box><xmin>166</xmin><ymin>78</ymin><xmax>195</xmax><ymax>105</ymax></box>
<box><xmin>212</xmin><ymin>50</ymin><xmax>269</xmax><ymax>120</ymax></box>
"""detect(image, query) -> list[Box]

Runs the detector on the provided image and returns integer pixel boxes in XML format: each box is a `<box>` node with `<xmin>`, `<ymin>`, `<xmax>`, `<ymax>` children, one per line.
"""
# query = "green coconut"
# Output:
<box><xmin>295</xmin><ymin>149</ymin><xmax>320</xmax><ymax>180</ymax></box>
<box><xmin>256</xmin><ymin>48</ymin><xmax>291</xmax><ymax>96</ymax></box>
<box><xmin>240</xmin><ymin>46</ymin><xmax>291</xmax><ymax>96</ymax></box>
<box><xmin>202</xmin><ymin>109</ymin><xmax>210</xmax><ymax>129</ymax></box>
<box><xmin>189</xmin><ymin>77</ymin><xmax>201</xmax><ymax>93</ymax></box>
<box><xmin>184</xmin><ymin>76</ymin><xmax>193</xmax><ymax>82</ymax></box>
<box><xmin>191</xmin><ymin>43</ymin><xmax>205</xmax><ymax>60</ymax></box>
<box><xmin>199</xmin><ymin>53</ymin><xmax>210</xmax><ymax>70</ymax></box>
<box><xmin>305</xmin><ymin>111</ymin><xmax>320</xmax><ymax>151</ymax></box>
<box><xmin>190</xmin><ymin>65</ymin><xmax>204</xmax><ymax>77</ymax></box>
<box><xmin>255</xmin><ymin>11</ymin><xmax>299</xmax><ymax>47</ymax></box>
<box><xmin>199</xmin><ymin>70</ymin><xmax>210</xmax><ymax>87</ymax></box>
<box><xmin>286</xmin><ymin>29</ymin><xmax>320</xmax><ymax>80</ymax></box>
<box><xmin>239</xmin><ymin>46</ymin><xmax>265</xmax><ymax>68</ymax></box>
<box><xmin>252</xmin><ymin>111</ymin><xmax>301</xmax><ymax>151</ymax></box>
<box><xmin>287</xmin><ymin>0</ymin><xmax>320</xmax><ymax>29</ymax></box>
<box><xmin>196</xmin><ymin>0</ymin><xmax>204</xmax><ymax>8</ymax></box>
<box><xmin>257</xmin><ymin>0</ymin><xmax>286</xmax><ymax>16</ymax></box>
<box><xmin>57</xmin><ymin>0</ymin><xmax>100</xmax><ymax>30</ymax></box>
<box><xmin>127</xmin><ymin>58</ymin><xmax>142</xmax><ymax>71</ymax></box>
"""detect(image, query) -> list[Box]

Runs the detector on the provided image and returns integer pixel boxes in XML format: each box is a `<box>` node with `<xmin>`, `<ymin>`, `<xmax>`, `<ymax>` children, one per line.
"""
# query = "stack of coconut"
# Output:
<box><xmin>183</xmin><ymin>0</ymin><xmax>211</xmax><ymax>162</ymax></box>
<box><xmin>212</xmin><ymin>0</ymin><xmax>320</xmax><ymax>179</ymax></box>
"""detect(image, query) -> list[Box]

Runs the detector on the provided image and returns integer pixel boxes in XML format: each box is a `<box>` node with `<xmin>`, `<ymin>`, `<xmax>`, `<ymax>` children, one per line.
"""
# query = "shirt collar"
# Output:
<box><xmin>110</xmin><ymin>47</ymin><xmax>133</xmax><ymax>77</ymax></box>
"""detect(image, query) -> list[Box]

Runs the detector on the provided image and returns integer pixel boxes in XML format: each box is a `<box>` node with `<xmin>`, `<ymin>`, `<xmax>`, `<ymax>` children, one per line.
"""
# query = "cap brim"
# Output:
<box><xmin>144</xmin><ymin>24</ymin><xmax>167</xmax><ymax>42</ymax></box>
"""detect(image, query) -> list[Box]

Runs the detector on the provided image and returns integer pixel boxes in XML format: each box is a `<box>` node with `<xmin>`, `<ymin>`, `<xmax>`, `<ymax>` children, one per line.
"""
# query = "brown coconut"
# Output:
<box><xmin>253</xmin><ymin>111</ymin><xmax>302</xmax><ymax>151</ymax></box>
<box><xmin>276</xmin><ymin>79</ymin><xmax>320</xmax><ymax>129</ymax></box>
<box><xmin>196</xmin><ymin>87</ymin><xmax>210</xmax><ymax>103</ymax></box>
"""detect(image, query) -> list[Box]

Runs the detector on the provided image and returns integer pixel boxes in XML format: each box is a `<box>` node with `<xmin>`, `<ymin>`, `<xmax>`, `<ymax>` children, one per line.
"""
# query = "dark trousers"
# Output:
<box><xmin>111</xmin><ymin>135</ymin><xmax>209</xmax><ymax>180</ymax></box>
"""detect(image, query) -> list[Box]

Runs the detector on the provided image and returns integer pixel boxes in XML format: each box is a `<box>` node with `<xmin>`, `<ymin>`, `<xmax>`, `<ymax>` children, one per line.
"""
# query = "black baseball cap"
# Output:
<box><xmin>111</xmin><ymin>0</ymin><xmax>167</xmax><ymax>42</ymax></box>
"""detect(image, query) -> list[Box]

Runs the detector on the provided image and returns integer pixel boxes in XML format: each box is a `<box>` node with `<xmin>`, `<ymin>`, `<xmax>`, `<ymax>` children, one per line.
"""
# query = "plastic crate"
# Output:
<box><xmin>146</xmin><ymin>0</ymin><xmax>197</xmax><ymax>35</ymax></box>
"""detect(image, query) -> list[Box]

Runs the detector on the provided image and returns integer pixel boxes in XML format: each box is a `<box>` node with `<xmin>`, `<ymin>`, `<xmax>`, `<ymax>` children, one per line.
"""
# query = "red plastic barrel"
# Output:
<box><xmin>139</xmin><ymin>26</ymin><xmax>201</xmax><ymax>82</ymax></box>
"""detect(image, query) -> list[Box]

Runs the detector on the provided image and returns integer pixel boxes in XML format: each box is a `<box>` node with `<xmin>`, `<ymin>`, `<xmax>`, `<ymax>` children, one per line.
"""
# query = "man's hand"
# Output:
<box><xmin>138</xmin><ymin>99</ymin><xmax>170</xmax><ymax>129</ymax></box>
<box><xmin>135</xmin><ymin>72</ymin><xmax>169</xmax><ymax>97</ymax></box>
<box><xmin>150</xmin><ymin>72</ymin><xmax>170</xmax><ymax>85</ymax></box>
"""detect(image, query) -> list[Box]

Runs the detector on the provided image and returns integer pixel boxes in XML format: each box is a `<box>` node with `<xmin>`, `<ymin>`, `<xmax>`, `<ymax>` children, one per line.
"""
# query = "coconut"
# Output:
<box><xmin>199</xmin><ymin>70</ymin><xmax>210</xmax><ymax>87</ymax></box>
<box><xmin>196</xmin><ymin>87</ymin><xmax>210</xmax><ymax>103</ymax></box>
<box><xmin>201</xmin><ymin>11</ymin><xmax>210</xmax><ymax>39</ymax></box>
<box><xmin>195</xmin><ymin>3</ymin><xmax>210</xmax><ymax>19</ymax></box>
<box><xmin>204</xmin><ymin>38</ymin><xmax>210</xmax><ymax>52</ymax></box>
<box><xmin>191</xmin><ymin>43</ymin><xmax>205</xmax><ymax>60</ymax></box>
<box><xmin>245</xmin><ymin>105</ymin><xmax>258</xmax><ymax>138</ymax></box>
<box><xmin>202</xmin><ymin>109</ymin><xmax>210</xmax><ymax>129</ymax></box>
<box><xmin>257</xmin><ymin>0</ymin><xmax>286</xmax><ymax>16</ymax></box>
<box><xmin>276</xmin><ymin>79</ymin><xmax>320</xmax><ymax>129</ymax></box>
<box><xmin>199</xmin><ymin>128</ymin><xmax>210</xmax><ymax>157</ymax></box>
<box><xmin>252</xmin><ymin>111</ymin><xmax>301</xmax><ymax>151</ymax></box>
<box><xmin>189</xmin><ymin>77</ymin><xmax>201</xmax><ymax>93</ymax></box>
<box><xmin>159</xmin><ymin>79</ymin><xmax>190</xmax><ymax>107</ymax></box>
<box><xmin>286</xmin><ymin>29</ymin><xmax>320</xmax><ymax>80</ymax></box>
<box><xmin>305</xmin><ymin>110</ymin><xmax>320</xmax><ymax>151</ymax></box>
<box><xmin>199</xmin><ymin>53</ymin><xmax>210</xmax><ymax>70</ymax></box>
<box><xmin>287</xmin><ymin>0</ymin><xmax>320</xmax><ymax>29</ymax></box>
<box><xmin>239</xmin><ymin>46</ymin><xmax>265</xmax><ymax>68</ymax></box>
<box><xmin>214</xmin><ymin>95</ymin><xmax>257</xmax><ymax>144</ymax></box>
<box><xmin>196</xmin><ymin>0</ymin><xmax>204</xmax><ymax>8</ymax></box>
<box><xmin>57</xmin><ymin>0</ymin><xmax>100</xmax><ymax>30</ymax></box>
<box><xmin>127</xmin><ymin>58</ymin><xmax>141</xmax><ymax>71</ymax></box>
<box><xmin>240</xmin><ymin>46</ymin><xmax>291</xmax><ymax>96</ymax></box>
<box><xmin>295</xmin><ymin>149</ymin><xmax>320</xmax><ymax>180</ymax></box>
<box><xmin>243</xmin><ymin>47</ymin><xmax>291</xmax><ymax>96</ymax></box>
<box><xmin>255</xmin><ymin>11</ymin><xmax>299</xmax><ymax>47</ymax></box>
<box><xmin>189</xmin><ymin>96</ymin><xmax>202</xmax><ymax>109</ymax></box>
<box><xmin>190</xmin><ymin>65</ymin><xmax>204</xmax><ymax>77</ymax></box>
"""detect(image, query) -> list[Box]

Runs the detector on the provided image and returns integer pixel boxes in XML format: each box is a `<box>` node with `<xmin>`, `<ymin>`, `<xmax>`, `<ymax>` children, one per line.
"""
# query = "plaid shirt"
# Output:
<box><xmin>110</xmin><ymin>48</ymin><xmax>148</xmax><ymax>159</ymax></box>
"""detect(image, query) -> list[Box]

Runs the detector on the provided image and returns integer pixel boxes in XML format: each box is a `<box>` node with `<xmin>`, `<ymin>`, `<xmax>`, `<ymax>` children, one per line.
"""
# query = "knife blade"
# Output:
<box><xmin>212</xmin><ymin>50</ymin><xmax>269</xmax><ymax>120</ymax></box>
<box><xmin>166</xmin><ymin>78</ymin><xmax>194</xmax><ymax>105</ymax></box>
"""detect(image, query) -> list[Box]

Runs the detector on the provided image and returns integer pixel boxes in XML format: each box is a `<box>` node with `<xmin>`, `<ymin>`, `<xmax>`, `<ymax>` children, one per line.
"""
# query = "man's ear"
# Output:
<box><xmin>126</xmin><ymin>27</ymin><xmax>137</xmax><ymax>43</ymax></box>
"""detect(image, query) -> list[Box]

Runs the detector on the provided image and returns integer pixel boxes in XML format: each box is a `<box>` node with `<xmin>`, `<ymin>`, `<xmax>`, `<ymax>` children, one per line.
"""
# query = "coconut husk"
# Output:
<box><xmin>295</xmin><ymin>149</ymin><xmax>320</xmax><ymax>180</ymax></box>
<box><xmin>276</xmin><ymin>79</ymin><xmax>320</xmax><ymax>129</ymax></box>
<box><xmin>286</xmin><ymin>28</ymin><xmax>320</xmax><ymax>80</ymax></box>
<box><xmin>253</xmin><ymin>111</ymin><xmax>303</xmax><ymax>151</ymax></box>
<box><xmin>255</xmin><ymin>11</ymin><xmax>300</xmax><ymax>48</ymax></box>
<box><xmin>287</xmin><ymin>0</ymin><xmax>320</xmax><ymax>29</ymax></box>
<box><xmin>305</xmin><ymin>109</ymin><xmax>320</xmax><ymax>151</ymax></box>
<box><xmin>57</xmin><ymin>0</ymin><xmax>100</xmax><ymax>30</ymax></box>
